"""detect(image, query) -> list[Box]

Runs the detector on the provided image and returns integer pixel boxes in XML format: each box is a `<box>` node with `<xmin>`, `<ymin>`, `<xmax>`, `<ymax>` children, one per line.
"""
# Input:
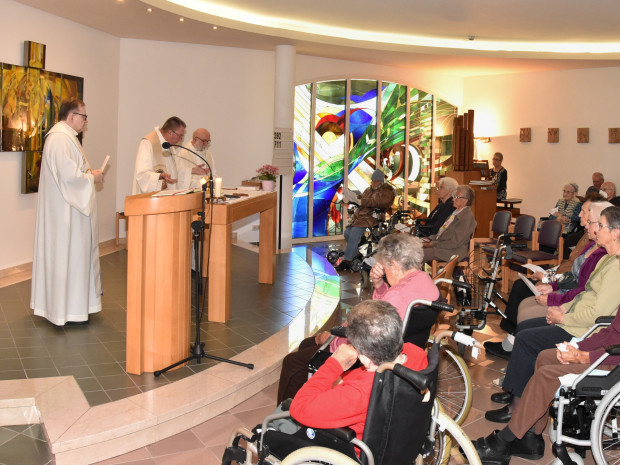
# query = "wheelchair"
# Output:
<box><xmin>454</xmin><ymin>233</ymin><xmax>526</xmax><ymax>331</ymax></box>
<box><xmin>221</xmin><ymin>328</ymin><xmax>482</xmax><ymax>465</ymax></box>
<box><xmin>548</xmin><ymin>316</ymin><xmax>620</xmax><ymax>465</ymax></box>
<box><xmin>326</xmin><ymin>207</ymin><xmax>411</xmax><ymax>273</ymax></box>
<box><xmin>310</xmin><ymin>294</ymin><xmax>474</xmax><ymax>426</ymax></box>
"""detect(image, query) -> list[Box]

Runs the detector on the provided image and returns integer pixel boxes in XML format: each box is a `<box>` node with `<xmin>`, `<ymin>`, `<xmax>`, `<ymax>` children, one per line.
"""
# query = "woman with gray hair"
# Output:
<box><xmin>415</xmin><ymin>177</ymin><xmax>458</xmax><ymax>237</ymax></box>
<box><xmin>370</xmin><ymin>234</ymin><xmax>440</xmax><ymax>321</ymax></box>
<box><xmin>277</xmin><ymin>233</ymin><xmax>439</xmax><ymax>404</ymax></box>
<box><xmin>422</xmin><ymin>185</ymin><xmax>477</xmax><ymax>263</ymax></box>
<box><xmin>549</xmin><ymin>182</ymin><xmax>582</xmax><ymax>235</ymax></box>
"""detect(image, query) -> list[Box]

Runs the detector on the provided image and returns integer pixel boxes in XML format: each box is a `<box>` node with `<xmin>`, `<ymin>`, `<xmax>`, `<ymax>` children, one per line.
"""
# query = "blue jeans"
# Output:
<box><xmin>343</xmin><ymin>226</ymin><xmax>366</xmax><ymax>261</ymax></box>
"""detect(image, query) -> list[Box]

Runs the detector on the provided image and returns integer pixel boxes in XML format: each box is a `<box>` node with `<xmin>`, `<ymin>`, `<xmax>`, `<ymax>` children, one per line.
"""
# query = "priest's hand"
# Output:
<box><xmin>191</xmin><ymin>164</ymin><xmax>209</xmax><ymax>176</ymax></box>
<box><xmin>159</xmin><ymin>172</ymin><xmax>178</xmax><ymax>185</ymax></box>
<box><xmin>91</xmin><ymin>169</ymin><xmax>104</xmax><ymax>184</ymax></box>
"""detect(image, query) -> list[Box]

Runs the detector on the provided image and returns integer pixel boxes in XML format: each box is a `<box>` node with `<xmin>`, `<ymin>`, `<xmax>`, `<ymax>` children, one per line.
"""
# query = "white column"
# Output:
<box><xmin>274</xmin><ymin>45</ymin><xmax>295</xmax><ymax>251</ymax></box>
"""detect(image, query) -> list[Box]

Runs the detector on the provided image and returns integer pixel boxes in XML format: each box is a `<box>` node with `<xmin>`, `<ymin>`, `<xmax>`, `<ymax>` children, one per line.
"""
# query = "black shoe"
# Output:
<box><xmin>485</xmin><ymin>405</ymin><xmax>512</xmax><ymax>423</ymax></box>
<box><xmin>472</xmin><ymin>430</ymin><xmax>511</xmax><ymax>465</ymax></box>
<box><xmin>511</xmin><ymin>431</ymin><xmax>544</xmax><ymax>460</ymax></box>
<box><xmin>485</xmin><ymin>341</ymin><xmax>512</xmax><ymax>360</ymax></box>
<box><xmin>335</xmin><ymin>260</ymin><xmax>351</xmax><ymax>271</ymax></box>
<box><xmin>65</xmin><ymin>319</ymin><xmax>89</xmax><ymax>326</ymax></box>
<box><xmin>491</xmin><ymin>391</ymin><xmax>514</xmax><ymax>404</ymax></box>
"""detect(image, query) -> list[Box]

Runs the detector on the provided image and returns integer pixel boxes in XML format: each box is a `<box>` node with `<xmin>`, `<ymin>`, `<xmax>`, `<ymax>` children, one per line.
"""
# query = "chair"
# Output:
<box><xmin>431</xmin><ymin>255</ymin><xmax>459</xmax><ymax>303</ymax></box>
<box><xmin>502</xmin><ymin>219</ymin><xmax>563</xmax><ymax>292</ymax></box>
<box><xmin>430</xmin><ymin>236</ymin><xmax>474</xmax><ymax>278</ymax></box>
<box><xmin>513</xmin><ymin>214</ymin><xmax>536</xmax><ymax>243</ymax></box>
<box><xmin>492</xmin><ymin>214</ymin><xmax>535</xmax><ymax>293</ymax></box>
<box><xmin>472</xmin><ymin>210</ymin><xmax>512</xmax><ymax>249</ymax></box>
<box><xmin>115</xmin><ymin>211</ymin><xmax>127</xmax><ymax>246</ymax></box>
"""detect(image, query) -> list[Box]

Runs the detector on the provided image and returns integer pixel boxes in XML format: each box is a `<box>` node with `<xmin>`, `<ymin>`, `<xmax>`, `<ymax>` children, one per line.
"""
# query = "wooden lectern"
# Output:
<box><xmin>124</xmin><ymin>191</ymin><xmax>202</xmax><ymax>375</ymax></box>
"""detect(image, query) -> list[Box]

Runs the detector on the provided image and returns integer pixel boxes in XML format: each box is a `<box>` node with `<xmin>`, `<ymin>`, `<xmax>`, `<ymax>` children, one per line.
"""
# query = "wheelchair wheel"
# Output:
<box><xmin>591</xmin><ymin>381</ymin><xmax>620</xmax><ymax>465</ymax></box>
<box><xmin>350</xmin><ymin>258</ymin><xmax>363</xmax><ymax>272</ymax></box>
<box><xmin>434</xmin><ymin>410</ymin><xmax>481</xmax><ymax>465</ymax></box>
<box><xmin>421</xmin><ymin>400</ymin><xmax>450</xmax><ymax>465</ymax></box>
<box><xmin>433</xmin><ymin>341</ymin><xmax>473</xmax><ymax>425</ymax></box>
<box><xmin>326</xmin><ymin>251</ymin><xmax>341</xmax><ymax>265</ymax></box>
<box><xmin>551</xmin><ymin>452</ymin><xmax>585</xmax><ymax>465</ymax></box>
<box><xmin>280</xmin><ymin>446</ymin><xmax>362</xmax><ymax>465</ymax></box>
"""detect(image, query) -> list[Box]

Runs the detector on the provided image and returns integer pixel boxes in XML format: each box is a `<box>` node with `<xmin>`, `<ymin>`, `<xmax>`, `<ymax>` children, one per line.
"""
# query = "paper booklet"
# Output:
<box><xmin>518</xmin><ymin>273</ymin><xmax>541</xmax><ymax>296</ymax></box>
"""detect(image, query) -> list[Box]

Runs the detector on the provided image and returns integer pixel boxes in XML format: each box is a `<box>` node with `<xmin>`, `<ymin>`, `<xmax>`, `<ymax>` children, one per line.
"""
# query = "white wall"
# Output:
<box><xmin>116</xmin><ymin>40</ymin><xmax>276</xmax><ymax>208</ymax></box>
<box><xmin>0</xmin><ymin>0</ymin><xmax>120</xmax><ymax>270</ymax></box>
<box><xmin>464</xmin><ymin>67</ymin><xmax>620</xmax><ymax>219</ymax></box>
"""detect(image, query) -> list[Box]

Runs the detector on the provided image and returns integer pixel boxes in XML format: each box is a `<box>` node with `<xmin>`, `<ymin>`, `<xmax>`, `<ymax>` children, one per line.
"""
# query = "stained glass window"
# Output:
<box><xmin>292</xmin><ymin>80</ymin><xmax>455</xmax><ymax>240</ymax></box>
<box><xmin>408</xmin><ymin>89</ymin><xmax>433</xmax><ymax>215</ymax></box>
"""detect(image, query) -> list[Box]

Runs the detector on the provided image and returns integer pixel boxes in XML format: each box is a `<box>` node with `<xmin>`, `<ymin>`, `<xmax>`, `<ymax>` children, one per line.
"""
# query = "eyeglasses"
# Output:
<box><xmin>73</xmin><ymin>112</ymin><xmax>88</xmax><ymax>120</ymax></box>
<box><xmin>596</xmin><ymin>222</ymin><xmax>615</xmax><ymax>231</ymax></box>
<box><xmin>195</xmin><ymin>136</ymin><xmax>211</xmax><ymax>144</ymax></box>
<box><xmin>453</xmin><ymin>196</ymin><xmax>468</xmax><ymax>200</ymax></box>
<box><xmin>171</xmin><ymin>129</ymin><xmax>186</xmax><ymax>139</ymax></box>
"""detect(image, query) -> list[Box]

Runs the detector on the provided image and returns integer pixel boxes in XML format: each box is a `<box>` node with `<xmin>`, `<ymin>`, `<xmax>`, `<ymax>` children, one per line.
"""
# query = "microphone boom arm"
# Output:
<box><xmin>162</xmin><ymin>142</ymin><xmax>214</xmax><ymax>197</ymax></box>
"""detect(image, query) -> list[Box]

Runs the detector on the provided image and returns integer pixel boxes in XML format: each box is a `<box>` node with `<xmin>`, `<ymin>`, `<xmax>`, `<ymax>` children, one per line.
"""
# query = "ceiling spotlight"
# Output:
<box><xmin>213</xmin><ymin>26</ymin><xmax>218</xmax><ymax>30</ymax></box>
<box><xmin>179</xmin><ymin>17</ymin><xmax>184</xmax><ymax>22</ymax></box>
<box><xmin>146</xmin><ymin>8</ymin><xmax>152</xmax><ymax>12</ymax></box>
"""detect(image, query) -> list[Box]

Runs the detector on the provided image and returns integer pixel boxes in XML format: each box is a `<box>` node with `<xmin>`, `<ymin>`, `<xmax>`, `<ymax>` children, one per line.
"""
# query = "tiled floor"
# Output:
<box><xmin>0</xmin><ymin>247</ymin><xmax>315</xmax><ymax>406</ymax></box>
<box><xmin>0</xmin><ymin>242</ymin><xmax>597</xmax><ymax>465</ymax></box>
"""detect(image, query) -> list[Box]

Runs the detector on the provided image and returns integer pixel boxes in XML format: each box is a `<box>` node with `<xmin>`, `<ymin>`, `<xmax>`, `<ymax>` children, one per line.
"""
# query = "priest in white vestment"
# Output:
<box><xmin>30</xmin><ymin>99</ymin><xmax>105</xmax><ymax>326</ymax></box>
<box><xmin>131</xmin><ymin>117</ymin><xmax>209</xmax><ymax>194</ymax></box>
<box><xmin>176</xmin><ymin>128</ymin><xmax>216</xmax><ymax>189</ymax></box>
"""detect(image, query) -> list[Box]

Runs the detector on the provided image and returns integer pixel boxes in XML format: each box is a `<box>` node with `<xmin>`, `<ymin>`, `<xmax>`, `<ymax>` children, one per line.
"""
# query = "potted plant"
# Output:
<box><xmin>256</xmin><ymin>164</ymin><xmax>279</xmax><ymax>191</ymax></box>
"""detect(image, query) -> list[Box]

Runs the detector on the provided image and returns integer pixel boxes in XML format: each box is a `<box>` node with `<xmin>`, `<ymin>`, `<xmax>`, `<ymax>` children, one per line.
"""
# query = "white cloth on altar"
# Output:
<box><xmin>30</xmin><ymin>121</ymin><xmax>102</xmax><ymax>325</ymax></box>
<box><xmin>176</xmin><ymin>141</ymin><xmax>216</xmax><ymax>189</ymax></box>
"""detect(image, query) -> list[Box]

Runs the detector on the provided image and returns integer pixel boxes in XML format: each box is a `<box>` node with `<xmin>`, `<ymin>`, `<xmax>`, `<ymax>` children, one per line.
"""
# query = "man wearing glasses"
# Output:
<box><xmin>31</xmin><ymin>99</ymin><xmax>105</xmax><ymax>326</ymax></box>
<box><xmin>132</xmin><ymin>116</ymin><xmax>206</xmax><ymax>193</ymax></box>
<box><xmin>176</xmin><ymin>128</ymin><xmax>215</xmax><ymax>189</ymax></box>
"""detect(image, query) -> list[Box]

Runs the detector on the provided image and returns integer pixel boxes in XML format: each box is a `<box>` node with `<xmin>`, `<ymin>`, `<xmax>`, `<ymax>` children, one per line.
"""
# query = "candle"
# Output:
<box><xmin>214</xmin><ymin>177</ymin><xmax>222</xmax><ymax>198</ymax></box>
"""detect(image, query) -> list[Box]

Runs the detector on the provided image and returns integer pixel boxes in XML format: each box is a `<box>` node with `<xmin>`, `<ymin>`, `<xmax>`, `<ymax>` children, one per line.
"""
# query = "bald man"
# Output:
<box><xmin>176</xmin><ymin>128</ymin><xmax>216</xmax><ymax>189</ymax></box>
<box><xmin>601</xmin><ymin>181</ymin><xmax>620</xmax><ymax>206</ymax></box>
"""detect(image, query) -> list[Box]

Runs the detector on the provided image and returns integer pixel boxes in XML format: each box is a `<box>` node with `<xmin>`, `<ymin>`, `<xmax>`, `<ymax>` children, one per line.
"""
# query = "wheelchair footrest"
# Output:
<box><xmin>456</xmin><ymin>309</ymin><xmax>487</xmax><ymax>331</ymax></box>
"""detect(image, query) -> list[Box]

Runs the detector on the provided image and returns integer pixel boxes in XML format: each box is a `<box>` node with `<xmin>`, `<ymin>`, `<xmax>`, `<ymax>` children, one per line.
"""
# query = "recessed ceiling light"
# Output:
<box><xmin>179</xmin><ymin>17</ymin><xmax>184</xmax><ymax>22</ymax></box>
<box><xmin>213</xmin><ymin>26</ymin><xmax>217</xmax><ymax>30</ymax></box>
<box><xmin>147</xmin><ymin>8</ymin><xmax>152</xmax><ymax>12</ymax></box>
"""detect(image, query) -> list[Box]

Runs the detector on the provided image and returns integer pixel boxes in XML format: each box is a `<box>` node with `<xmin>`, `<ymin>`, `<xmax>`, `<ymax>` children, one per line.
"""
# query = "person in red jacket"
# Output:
<box><xmin>289</xmin><ymin>300</ymin><xmax>428</xmax><ymax>442</ymax></box>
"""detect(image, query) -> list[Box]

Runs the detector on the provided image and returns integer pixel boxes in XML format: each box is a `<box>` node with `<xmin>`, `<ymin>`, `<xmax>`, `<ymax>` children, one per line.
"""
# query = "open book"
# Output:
<box><xmin>152</xmin><ymin>188</ymin><xmax>199</xmax><ymax>197</ymax></box>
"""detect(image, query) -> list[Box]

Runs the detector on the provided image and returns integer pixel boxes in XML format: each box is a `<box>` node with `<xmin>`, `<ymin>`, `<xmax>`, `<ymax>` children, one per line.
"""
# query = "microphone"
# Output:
<box><xmin>162</xmin><ymin>142</ymin><xmax>213</xmax><ymax>195</ymax></box>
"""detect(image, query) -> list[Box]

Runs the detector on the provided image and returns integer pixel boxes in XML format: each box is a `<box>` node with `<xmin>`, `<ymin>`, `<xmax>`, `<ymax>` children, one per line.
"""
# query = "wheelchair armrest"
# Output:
<box><xmin>606</xmin><ymin>344</ymin><xmax>620</xmax><ymax>356</ymax></box>
<box><xmin>330</xmin><ymin>326</ymin><xmax>347</xmax><ymax>338</ymax></box>
<box><xmin>596</xmin><ymin>316</ymin><xmax>615</xmax><ymax>325</ymax></box>
<box><xmin>323</xmin><ymin>426</ymin><xmax>357</xmax><ymax>442</ymax></box>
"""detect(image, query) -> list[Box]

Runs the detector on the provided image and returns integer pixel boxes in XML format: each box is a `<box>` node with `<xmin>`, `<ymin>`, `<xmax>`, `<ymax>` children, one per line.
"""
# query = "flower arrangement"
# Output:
<box><xmin>256</xmin><ymin>164</ymin><xmax>279</xmax><ymax>181</ymax></box>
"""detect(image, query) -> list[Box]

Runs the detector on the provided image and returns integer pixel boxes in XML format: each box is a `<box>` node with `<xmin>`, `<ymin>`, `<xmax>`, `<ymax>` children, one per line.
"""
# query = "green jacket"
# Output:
<box><xmin>559</xmin><ymin>254</ymin><xmax>620</xmax><ymax>337</ymax></box>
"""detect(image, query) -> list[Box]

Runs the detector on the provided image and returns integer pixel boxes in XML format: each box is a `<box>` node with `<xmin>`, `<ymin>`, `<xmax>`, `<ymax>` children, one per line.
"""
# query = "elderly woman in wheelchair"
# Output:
<box><xmin>474</xmin><ymin>307</ymin><xmax>620</xmax><ymax>465</ymax></box>
<box><xmin>277</xmin><ymin>234</ymin><xmax>438</xmax><ymax>404</ymax></box>
<box><xmin>223</xmin><ymin>300</ymin><xmax>429</xmax><ymax>465</ymax></box>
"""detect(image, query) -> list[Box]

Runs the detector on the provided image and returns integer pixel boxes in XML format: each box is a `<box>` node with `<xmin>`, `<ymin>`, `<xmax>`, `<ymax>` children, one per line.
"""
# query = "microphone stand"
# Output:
<box><xmin>154</xmin><ymin>143</ymin><xmax>253</xmax><ymax>377</ymax></box>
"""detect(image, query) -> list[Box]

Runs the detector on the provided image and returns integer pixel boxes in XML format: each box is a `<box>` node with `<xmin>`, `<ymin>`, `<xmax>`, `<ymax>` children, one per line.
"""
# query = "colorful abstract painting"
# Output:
<box><xmin>1</xmin><ymin>61</ymin><xmax>84</xmax><ymax>193</ymax></box>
